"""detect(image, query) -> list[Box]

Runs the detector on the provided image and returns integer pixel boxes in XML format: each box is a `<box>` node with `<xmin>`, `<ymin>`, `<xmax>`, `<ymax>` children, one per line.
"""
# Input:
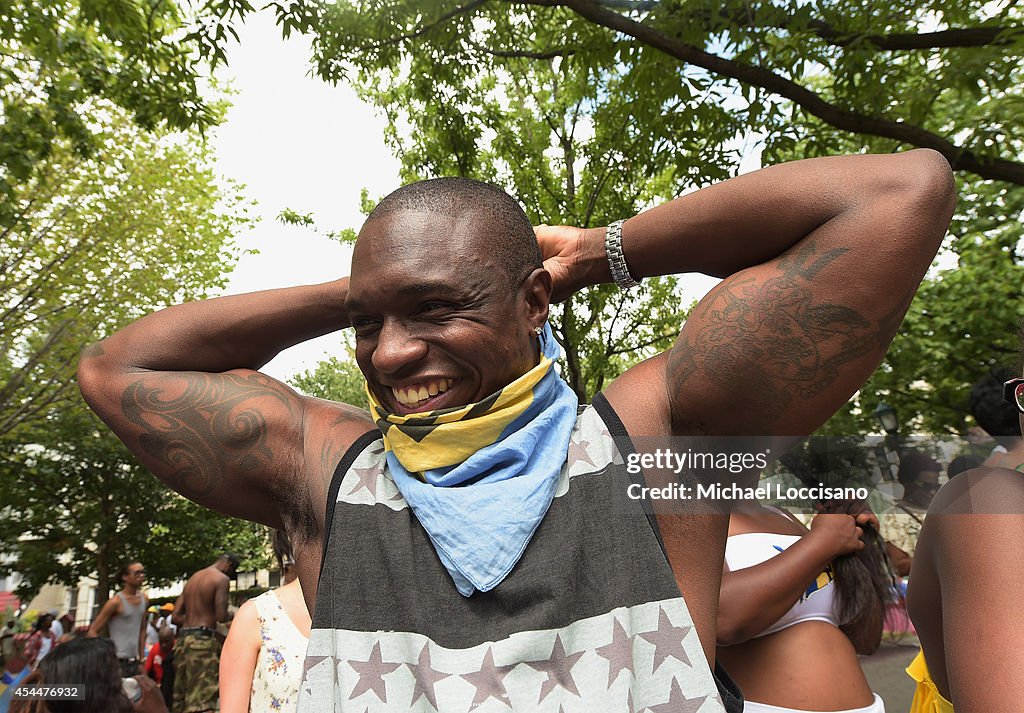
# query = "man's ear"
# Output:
<box><xmin>521</xmin><ymin>268</ymin><xmax>552</xmax><ymax>328</ymax></box>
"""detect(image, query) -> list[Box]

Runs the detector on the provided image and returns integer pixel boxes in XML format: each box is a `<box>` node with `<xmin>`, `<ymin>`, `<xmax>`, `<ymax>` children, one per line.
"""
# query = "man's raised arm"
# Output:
<box><xmin>77</xmin><ymin>278</ymin><xmax>368</xmax><ymax>527</ymax></box>
<box><xmin>542</xmin><ymin>149</ymin><xmax>955</xmax><ymax>439</ymax></box>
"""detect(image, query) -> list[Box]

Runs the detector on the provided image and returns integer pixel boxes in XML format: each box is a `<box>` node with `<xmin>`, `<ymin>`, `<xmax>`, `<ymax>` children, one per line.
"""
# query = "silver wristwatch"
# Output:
<box><xmin>605</xmin><ymin>219</ymin><xmax>640</xmax><ymax>289</ymax></box>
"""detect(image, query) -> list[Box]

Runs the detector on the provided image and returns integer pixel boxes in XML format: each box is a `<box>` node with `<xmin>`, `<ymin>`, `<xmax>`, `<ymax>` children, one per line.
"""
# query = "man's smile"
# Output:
<box><xmin>386</xmin><ymin>377</ymin><xmax>462</xmax><ymax>413</ymax></box>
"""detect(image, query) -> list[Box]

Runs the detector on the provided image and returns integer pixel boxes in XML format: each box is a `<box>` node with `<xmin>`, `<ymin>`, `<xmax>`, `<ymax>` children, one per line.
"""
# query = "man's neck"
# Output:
<box><xmin>122</xmin><ymin>584</ymin><xmax>140</xmax><ymax>597</ymax></box>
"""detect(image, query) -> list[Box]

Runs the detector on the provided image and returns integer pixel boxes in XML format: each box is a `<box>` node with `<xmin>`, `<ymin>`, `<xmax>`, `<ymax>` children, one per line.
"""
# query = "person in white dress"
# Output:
<box><xmin>220</xmin><ymin>531</ymin><xmax>310</xmax><ymax>712</ymax></box>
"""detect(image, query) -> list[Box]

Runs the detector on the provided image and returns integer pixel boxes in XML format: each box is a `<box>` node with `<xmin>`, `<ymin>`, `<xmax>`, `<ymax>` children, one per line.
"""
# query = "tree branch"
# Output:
<box><xmin>807</xmin><ymin>23</ymin><xmax>1024</xmax><ymax>50</ymax></box>
<box><xmin>353</xmin><ymin>0</ymin><xmax>491</xmax><ymax>52</ymax></box>
<box><xmin>516</xmin><ymin>0</ymin><xmax>1024</xmax><ymax>185</ymax></box>
<box><xmin>592</xmin><ymin>0</ymin><xmax>1024</xmax><ymax>51</ymax></box>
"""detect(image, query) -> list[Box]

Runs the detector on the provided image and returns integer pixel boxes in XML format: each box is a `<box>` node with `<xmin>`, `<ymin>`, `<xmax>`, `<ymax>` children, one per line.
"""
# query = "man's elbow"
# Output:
<box><xmin>76</xmin><ymin>344</ymin><xmax>110</xmax><ymax>406</ymax></box>
<box><xmin>899</xmin><ymin>148</ymin><xmax>957</xmax><ymax>227</ymax></box>
<box><xmin>714</xmin><ymin>610</ymin><xmax>754</xmax><ymax>648</ymax></box>
<box><xmin>906</xmin><ymin>148</ymin><xmax>955</xmax><ymax>198</ymax></box>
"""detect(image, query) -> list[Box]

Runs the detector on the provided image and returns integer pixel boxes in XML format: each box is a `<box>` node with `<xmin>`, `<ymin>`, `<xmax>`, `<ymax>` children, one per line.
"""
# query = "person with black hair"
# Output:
<box><xmin>144</xmin><ymin>626</ymin><xmax>175</xmax><ymax>708</ymax></box>
<box><xmin>21</xmin><ymin>616</ymin><xmax>55</xmax><ymax>670</ymax></box>
<box><xmin>78</xmin><ymin>150</ymin><xmax>955</xmax><ymax>712</ymax></box>
<box><xmin>10</xmin><ymin>637</ymin><xmax>167</xmax><ymax>713</ymax></box>
<box><xmin>717</xmin><ymin>498</ymin><xmax>894</xmax><ymax>713</ymax></box>
<box><xmin>168</xmin><ymin>554</ymin><xmax>237</xmax><ymax>713</ymax></box>
<box><xmin>87</xmin><ymin>561</ymin><xmax>149</xmax><ymax>676</ymax></box>
<box><xmin>220</xmin><ymin>531</ymin><xmax>310</xmax><ymax>713</ymax></box>
<box><xmin>895</xmin><ymin>451</ymin><xmax>942</xmax><ymax>511</ymax></box>
<box><xmin>969</xmin><ymin>366</ymin><xmax>1024</xmax><ymax>466</ymax></box>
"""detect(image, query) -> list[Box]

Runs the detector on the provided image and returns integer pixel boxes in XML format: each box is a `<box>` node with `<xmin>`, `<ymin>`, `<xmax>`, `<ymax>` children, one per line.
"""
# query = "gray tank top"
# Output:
<box><xmin>298</xmin><ymin>396</ymin><xmax>742</xmax><ymax>712</ymax></box>
<box><xmin>109</xmin><ymin>592</ymin><xmax>146</xmax><ymax>659</ymax></box>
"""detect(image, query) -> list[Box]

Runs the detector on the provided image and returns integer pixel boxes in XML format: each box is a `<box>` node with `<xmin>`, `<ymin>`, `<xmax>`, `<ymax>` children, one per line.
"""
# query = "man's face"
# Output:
<box><xmin>348</xmin><ymin>209</ymin><xmax>545</xmax><ymax>415</ymax></box>
<box><xmin>124</xmin><ymin>563</ymin><xmax>145</xmax><ymax>585</ymax></box>
<box><xmin>917</xmin><ymin>469</ymin><xmax>941</xmax><ymax>486</ymax></box>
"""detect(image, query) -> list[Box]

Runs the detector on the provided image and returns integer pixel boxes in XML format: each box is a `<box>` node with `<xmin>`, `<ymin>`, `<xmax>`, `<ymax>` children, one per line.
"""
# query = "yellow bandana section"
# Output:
<box><xmin>366</xmin><ymin>353</ymin><xmax>555</xmax><ymax>473</ymax></box>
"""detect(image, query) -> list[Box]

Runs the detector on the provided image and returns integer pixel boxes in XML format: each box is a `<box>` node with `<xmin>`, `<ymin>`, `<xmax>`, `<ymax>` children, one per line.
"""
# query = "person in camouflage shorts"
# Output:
<box><xmin>171</xmin><ymin>630</ymin><xmax>221</xmax><ymax>713</ymax></box>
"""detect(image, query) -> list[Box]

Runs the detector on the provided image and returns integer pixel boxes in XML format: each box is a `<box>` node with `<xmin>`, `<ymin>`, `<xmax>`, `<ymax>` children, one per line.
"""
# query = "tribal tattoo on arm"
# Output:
<box><xmin>119</xmin><ymin>371</ymin><xmax>303</xmax><ymax>505</ymax></box>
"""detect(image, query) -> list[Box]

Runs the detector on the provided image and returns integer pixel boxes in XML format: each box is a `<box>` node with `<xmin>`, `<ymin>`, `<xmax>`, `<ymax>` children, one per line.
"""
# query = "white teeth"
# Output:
<box><xmin>393</xmin><ymin>379</ymin><xmax>454</xmax><ymax>406</ymax></box>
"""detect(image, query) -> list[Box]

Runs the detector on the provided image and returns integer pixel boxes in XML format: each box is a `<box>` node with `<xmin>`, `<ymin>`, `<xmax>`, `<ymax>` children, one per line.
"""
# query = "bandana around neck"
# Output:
<box><xmin>365</xmin><ymin>322</ymin><xmax>578</xmax><ymax>596</ymax></box>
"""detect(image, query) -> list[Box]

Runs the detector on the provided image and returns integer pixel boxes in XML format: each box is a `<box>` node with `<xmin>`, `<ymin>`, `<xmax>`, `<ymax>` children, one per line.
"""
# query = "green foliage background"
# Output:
<box><xmin>5</xmin><ymin>0</ymin><xmax>1024</xmax><ymax>605</ymax></box>
<box><xmin>267</xmin><ymin>0</ymin><xmax>1024</xmax><ymax>430</ymax></box>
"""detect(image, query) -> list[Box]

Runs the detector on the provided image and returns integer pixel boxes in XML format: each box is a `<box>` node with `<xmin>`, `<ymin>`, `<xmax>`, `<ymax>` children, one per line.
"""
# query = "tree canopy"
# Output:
<box><xmin>0</xmin><ymin>107</ymin><xmax>253</xmax><ymax>445</ymax></box>
<box><xmin>0</xmin><ymin>102</ymin><xmax>264</xmax><ymax>600</ymax></box>
<box><xmin>0</xmin><ymin>0</ymin><xmax>251</xmax><ymax>224</ymax></box>
<box><xmin>266</xmin><ymin>0</ymin><xmax>1024</xmax><ymax>185</ymax></box>
<box><xmin>261</xmin><ymin>0</ymin><xmax>1024</xmax><ymax>432</ymax></box>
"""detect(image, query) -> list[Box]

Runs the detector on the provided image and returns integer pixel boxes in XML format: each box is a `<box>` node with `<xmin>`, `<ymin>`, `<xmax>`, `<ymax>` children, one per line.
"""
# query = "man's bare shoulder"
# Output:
<box><xmin>915</xmin><ymin>467</ymin><xmax>1024</xmax><ymax>583</ymax></box>
<box><xmin>599</xmin><ymin>353</ymin><xmax>673</xmax><ymax>437</ymax></box>
<box><xmin>926</xmin><ymin>467</ymin><xmax>1024</xmax><ymax>516</ymax></box>
<box><xmin>301</xmin><ymin>397</ymin><xmax>376</xmax><ymax>483</ymax></box>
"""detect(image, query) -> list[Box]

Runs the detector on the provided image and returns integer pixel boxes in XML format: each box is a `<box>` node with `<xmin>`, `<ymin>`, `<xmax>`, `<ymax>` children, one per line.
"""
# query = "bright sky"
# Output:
<box><xmin>211</xmin><ymin>11</ymin><xmax>748</xmax><ymax>384</ymax></box>
<box><xmin>212</xmin><ymin>11</ymin><xmax>400</xmax><ymax>382</ymax></box>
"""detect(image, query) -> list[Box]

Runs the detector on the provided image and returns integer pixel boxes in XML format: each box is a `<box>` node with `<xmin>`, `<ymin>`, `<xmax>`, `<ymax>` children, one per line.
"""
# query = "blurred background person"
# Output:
<box><xmin>10</xmin><ymin>637</ymin><xmax>166</xmax><ymax>713</ymax></box>
<box><xmin>0</xmin><ymin>620</ymin><xmax>15</xmax><ymax>668</ymax></box>
<box><xmin>969</xmin><ymin>366</ymin><xmax>1024</xmax><ymax>467</ymax></box>
<box><xmin>170</xmin><ymin>553</ymin><xmax>237</xmax><ymax>713</ymax></box>
<box><xmin>895</xmin><ymin>451</ymin><xmax>942</xmax><ymax>511</ymax></box>
<box><xmin>88</xmin><ymin>561</ymin><xmax>149</xmax><ymax>677</ymax></box>
<box><xmin>220</xmin><ymin>531</ymin><xmax>310</xmax><ymax>713</ymax></box>
<box><xmin>22</xmin><ymin>616</ymin><xmax>55</xmax><ymax>670</ymax></box>
<box><xmin>144</xmin><ymin>627</ymin><xmax>175</xmax><ymax>711</ymax></box>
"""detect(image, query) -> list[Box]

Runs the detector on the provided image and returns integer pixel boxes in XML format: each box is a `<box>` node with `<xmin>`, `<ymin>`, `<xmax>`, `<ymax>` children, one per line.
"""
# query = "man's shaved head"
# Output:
<box><xmin>365</xmin><ymin>177</ymin><xmax>543</xmax><ymax>286</ymax></box>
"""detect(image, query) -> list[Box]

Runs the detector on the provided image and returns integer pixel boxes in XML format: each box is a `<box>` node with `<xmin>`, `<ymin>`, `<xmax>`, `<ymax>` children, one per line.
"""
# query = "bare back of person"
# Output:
<box><xmin>174</xmin><ymin>566</ymin><xmax>230</xmax><ymax>630</ymax></box>
<box><xmin>907</xmin><ymin>466</ymin><xmax>1024</xmax><ymax>709</ymax></box>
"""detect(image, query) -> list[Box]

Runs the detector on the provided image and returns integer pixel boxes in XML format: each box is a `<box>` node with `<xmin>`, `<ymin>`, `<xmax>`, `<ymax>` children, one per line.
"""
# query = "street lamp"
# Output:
<box><xmin>874</xmin><ymin>402</ymin><xmax>899</xmax><ymax>436</ymax></box>
<box><xmin>873</xmin><ymin>402</ymin><xmax>901</xmax><ymax>482</ymax></box>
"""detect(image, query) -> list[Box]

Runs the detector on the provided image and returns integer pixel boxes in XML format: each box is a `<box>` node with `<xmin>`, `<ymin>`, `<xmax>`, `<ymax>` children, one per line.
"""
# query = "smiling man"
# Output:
<box><xmin>79</xmin><ymin>150</ymin><xmax>954</xmax><ymax>712</ymax></box>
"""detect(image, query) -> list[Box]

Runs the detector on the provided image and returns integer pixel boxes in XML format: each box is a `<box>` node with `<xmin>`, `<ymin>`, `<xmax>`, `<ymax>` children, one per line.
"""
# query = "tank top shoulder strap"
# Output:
<box><xmin>318</xmin><ymin>430</ymin><xmax>382</xmax><ymax>579</ymax></box>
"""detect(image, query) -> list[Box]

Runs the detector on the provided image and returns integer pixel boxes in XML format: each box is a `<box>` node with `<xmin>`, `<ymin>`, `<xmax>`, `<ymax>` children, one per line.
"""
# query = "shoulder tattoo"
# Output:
<box><xmin>120</xmin><ymin>372</ymin><xmax>300</xmax><ymax>497</ymax></box>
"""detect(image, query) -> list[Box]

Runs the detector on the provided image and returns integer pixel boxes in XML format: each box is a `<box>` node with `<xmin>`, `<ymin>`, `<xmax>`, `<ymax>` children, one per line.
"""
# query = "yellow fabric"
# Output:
<box><xmin>365</xmin><ymin>352</ymin><xmax>554</xmax><ymax>473</ymax></box>
<box><xmin>906</xmin><ymin>650</ymin><xmax>954</xmax><ymax>713</ymax></box>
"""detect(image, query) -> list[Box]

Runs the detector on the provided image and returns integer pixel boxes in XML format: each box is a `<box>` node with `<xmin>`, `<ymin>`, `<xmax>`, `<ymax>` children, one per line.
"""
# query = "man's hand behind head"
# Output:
<box><xmin>534</xmin><ymin>224</ymin><xmax>606</xmax><ymax>304</ymax></box>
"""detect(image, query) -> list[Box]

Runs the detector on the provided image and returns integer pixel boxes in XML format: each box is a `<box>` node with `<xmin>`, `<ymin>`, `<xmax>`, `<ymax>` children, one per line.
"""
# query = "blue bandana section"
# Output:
<box><xmin>387</xmin><ymin>323</ymin><xmax>578</xmax><ymax>596</ymax></box>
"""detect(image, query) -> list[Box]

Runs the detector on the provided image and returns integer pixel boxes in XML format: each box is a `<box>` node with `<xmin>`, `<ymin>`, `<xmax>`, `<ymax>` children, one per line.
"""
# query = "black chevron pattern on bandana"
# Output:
<box><xmin>381</xmin><ymin>389</ymin><xmax>505</xmax><ymax>444</ymax></box>
<box><xmin>379</xmin><ymin>418</ymin><xmax>437</xmax><ymax>443</ymax></box>
<box><xmin>460</xmin><ymin>390</ymin><xmax>503</xmax><ymax>420</ymax></box>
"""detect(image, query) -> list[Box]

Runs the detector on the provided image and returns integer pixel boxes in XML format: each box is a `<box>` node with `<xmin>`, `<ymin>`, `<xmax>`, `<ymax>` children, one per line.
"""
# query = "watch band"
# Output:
<box><xmin>605</xmin><ymin>219</ymin><xmax>640</xmax><ymax>289</ymax></box>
